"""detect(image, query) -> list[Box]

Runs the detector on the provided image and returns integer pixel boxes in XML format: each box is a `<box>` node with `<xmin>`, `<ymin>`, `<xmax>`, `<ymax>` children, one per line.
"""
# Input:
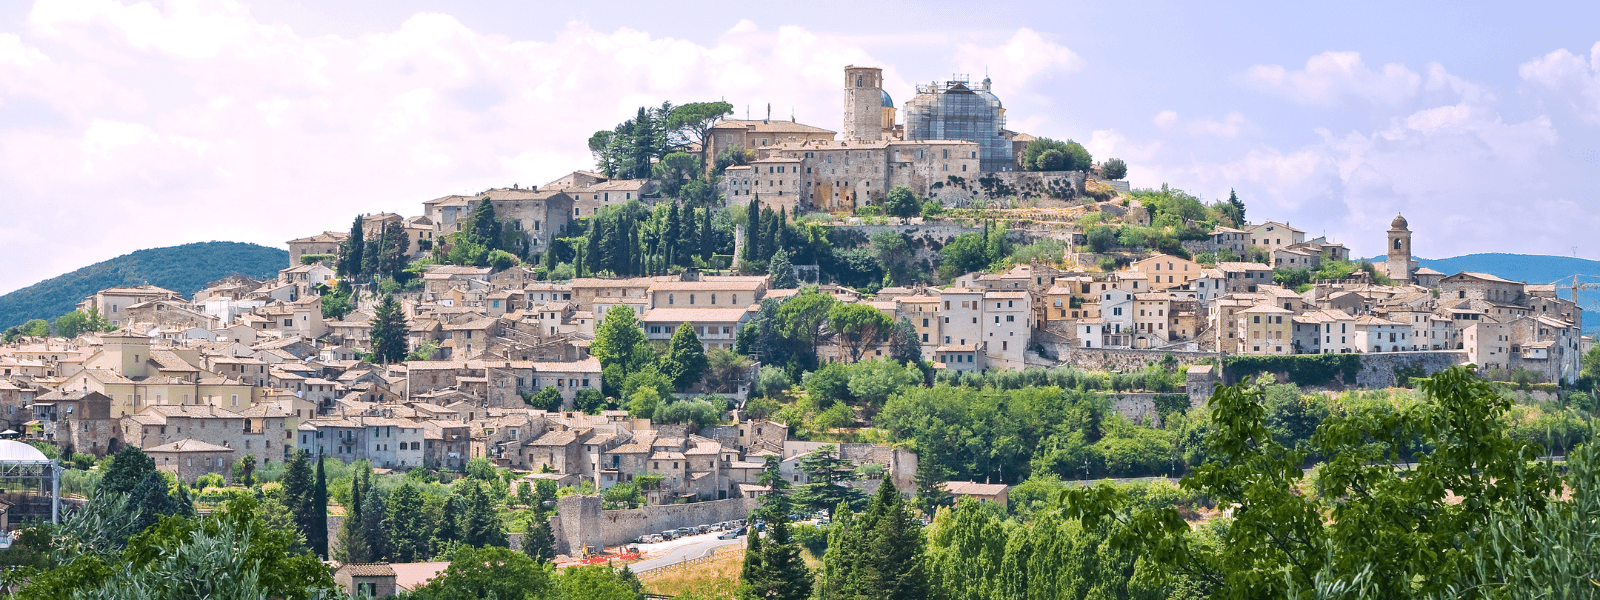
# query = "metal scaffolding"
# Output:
<box><xmin>0</xmin><ymin>440</ymin><xmax>62</xmax><ymax>531</ymax></box>
<box><xmin>902</xmin><ymin>75</ymin><xmax>1013</xmax><ymax>172</ymax></box>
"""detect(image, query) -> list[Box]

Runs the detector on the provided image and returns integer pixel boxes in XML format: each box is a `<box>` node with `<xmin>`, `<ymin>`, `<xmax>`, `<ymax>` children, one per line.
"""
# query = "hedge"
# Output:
<box><xmin>1223</xmin><ymin>354</ymin><xmax>1362</xmax><ymax>388</ymax></box>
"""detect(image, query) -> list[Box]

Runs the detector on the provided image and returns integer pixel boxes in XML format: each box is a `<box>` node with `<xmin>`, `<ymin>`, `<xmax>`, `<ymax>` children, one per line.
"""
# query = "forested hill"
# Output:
<box><xmin>0</xmin><ymin>242</ymin><xmax>287</xmax><ymax>329</ymax></box>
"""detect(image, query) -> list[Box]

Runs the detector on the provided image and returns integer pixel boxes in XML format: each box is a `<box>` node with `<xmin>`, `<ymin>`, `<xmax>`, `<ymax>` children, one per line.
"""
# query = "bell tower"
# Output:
<box><xmin>1386</xmin><ymin>213</ymin><xmax>1417</xmax><ymax>282</ymax></box>
<box><xmin>842</xmin><ymin>65</ymin><xmax>883</xmax><ymax>142</ymax></box>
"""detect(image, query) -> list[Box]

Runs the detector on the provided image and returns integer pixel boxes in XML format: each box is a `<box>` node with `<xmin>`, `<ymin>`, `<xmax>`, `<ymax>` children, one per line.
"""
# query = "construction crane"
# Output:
<box><xmin>1562</xmin><ymin>274</ymin><xmax>1600</xmax><ymax>306</ymax></box>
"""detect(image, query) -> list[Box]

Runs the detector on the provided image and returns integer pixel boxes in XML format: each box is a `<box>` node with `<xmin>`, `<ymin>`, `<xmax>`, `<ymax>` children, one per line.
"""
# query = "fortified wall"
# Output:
<box><xmin>550</xmin><ymin>495</ymin><xmax>759</xmax><ymax>556</ymax></box>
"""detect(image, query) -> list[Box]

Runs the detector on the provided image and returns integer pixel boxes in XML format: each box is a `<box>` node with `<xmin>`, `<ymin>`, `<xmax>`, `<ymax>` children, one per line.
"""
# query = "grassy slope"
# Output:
<box><xmin>0</xmin><ymin>241</ymin><xmax>287</xmax><ymax>329</ymax></box>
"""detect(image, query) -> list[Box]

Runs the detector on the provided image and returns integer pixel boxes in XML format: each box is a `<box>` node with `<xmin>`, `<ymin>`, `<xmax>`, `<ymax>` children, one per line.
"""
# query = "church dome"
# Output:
<box><xmin>881</xmin><ymin>89</ymin><xmax>894</xmax><ymax>108</ymax></box>
<box><xmin>1390</xmin><ymin>213</ymin><xmax>1408</xmax><ymax>229</ymax></box>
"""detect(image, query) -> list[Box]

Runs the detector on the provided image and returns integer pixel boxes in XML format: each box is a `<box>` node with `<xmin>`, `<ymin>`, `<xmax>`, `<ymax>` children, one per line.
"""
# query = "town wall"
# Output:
<box><xmin>1351</xmin><ymin>351</ymin><xmax>1469</xmax><ymax>388</ymax></box>
<box><xmin>551</xmin><ymin>495</ymin><xmax>759</xmax><ymax>556</ymax></box>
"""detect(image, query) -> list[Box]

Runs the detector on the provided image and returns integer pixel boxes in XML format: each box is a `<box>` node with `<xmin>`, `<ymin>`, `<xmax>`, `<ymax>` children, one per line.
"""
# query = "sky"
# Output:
<box><xmin>2</xmin><ymin>0</ymin><xmax>1599</xmax><ymax>295</ymax></box>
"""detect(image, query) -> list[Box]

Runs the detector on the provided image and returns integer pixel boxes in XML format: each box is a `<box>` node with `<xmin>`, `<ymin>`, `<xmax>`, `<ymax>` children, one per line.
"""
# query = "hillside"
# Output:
<box><xmin>0</xmin><ymin>242</ymin><xmax>287</xmax><ymax>330</ymax></box>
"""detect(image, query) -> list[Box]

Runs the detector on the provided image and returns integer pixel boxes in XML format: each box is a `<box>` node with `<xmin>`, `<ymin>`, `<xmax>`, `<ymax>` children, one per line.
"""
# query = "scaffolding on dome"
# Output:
<box><xmin>902</xmin><ymin>75</ymin><xmax>1013</xmax><ymax>172</ymax></box>
<box><xmin>0</xmin><ymin>440</ymin><xmax>63</xmax><ymax>546</ymax></box>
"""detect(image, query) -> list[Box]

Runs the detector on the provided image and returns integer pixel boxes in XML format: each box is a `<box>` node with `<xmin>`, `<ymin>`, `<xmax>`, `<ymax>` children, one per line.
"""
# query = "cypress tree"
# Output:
<box><xmin>434</xmin><ymin>494</ymin><xmax>464</xmax><ymax>550</ymax></box>
<box><xmin>101</xmin><ymin>446</ymin><xmax>156</xmax><ymax>496</ymax></box>
<box><xmin>738</xmin><ymin>520</ymin><xmax>764</xmax><ymax>597</ymax></box>
<box><xmin>751</xmin><ymin>515</ymin><xmax>812</xmax><ymax>600</ymax></box>
<box><xmin>743</xmin><ymin>196</ymin><xmax>760</xmax><ymax>261</ymax></box>
<box><xmin>701</xmin><ymin>207</ymin><xmax>715</xmax><ymax>262</ymax></box>
<box><xmin>681</xmin><ymin>206</ymin><xmax>699</xmax><ymax>266</ymax></box>
<box><xmin>336</xmin><ymin>470</ymin><xmax>370</xmax><ymax>563</ymax></box>
<box><xmin>339</xmin><ymin>215</ymin><xmax>365</xmax><ymax>277</ymax></box>
<box><xmin>665</xmin><ymin>203</ymin><xmax>681</xmax><ymax>267</ymax></box>
<box><xmin>762</xmin><ymin>208</ymin><xmax>780</xmax><ymax>261</ymax></box>
<box><xmin>912</xmin><ymin>457</ymin><xmax>952</xmax><ymax>517</ymax></box>
<box><xmin>310</xmin><ymin>456</ymin><xmax>329</xmax><ymax>558</ymax></box>
<box><xmin>460</xmin><ymin>480</ymin><xmax>508</xmax><ymax>547</ymax></box>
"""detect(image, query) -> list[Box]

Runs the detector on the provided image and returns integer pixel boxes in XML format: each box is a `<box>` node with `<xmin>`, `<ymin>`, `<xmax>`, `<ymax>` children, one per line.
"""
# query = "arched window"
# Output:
<box><xmin>1394</xmin><ymin>238</ymin><xmax>1402</xmax><ymax>249</ymax></box>
<box><xmin>856</xmin><ymin>75</ymin><xmax>863</xmax><ymax>87</ymax></box>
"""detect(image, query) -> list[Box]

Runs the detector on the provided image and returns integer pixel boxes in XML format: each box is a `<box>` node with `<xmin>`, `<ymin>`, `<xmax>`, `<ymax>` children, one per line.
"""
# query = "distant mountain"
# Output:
<box><xmin>0</xmin><ymin>242</ymin><xmax>287</xmax><ymax>330</ymax></box>
<box><xmin>1366</xmin><ymin>253</ymin><xmax>1600</xmax><ymax>332</ymax></box>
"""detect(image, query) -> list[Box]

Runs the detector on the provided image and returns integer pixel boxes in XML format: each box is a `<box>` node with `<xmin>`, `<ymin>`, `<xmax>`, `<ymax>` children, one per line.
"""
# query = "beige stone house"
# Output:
<box><xmin>147</xmin><ymin>439</ymin><xmax>235</xmax><ymax>484</ymax></box>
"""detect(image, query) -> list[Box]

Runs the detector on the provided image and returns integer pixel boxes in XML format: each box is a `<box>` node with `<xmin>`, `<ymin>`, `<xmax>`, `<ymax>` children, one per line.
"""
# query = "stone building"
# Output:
<box><xmin>1383</xmin><ymin>214</ymin><xmax>1418</xmax><ymax>283</ymax></box>
<box><xmin>146</xmin><ymin>439</ymin><xmax>235</xmax><ymax>484</ymax></box>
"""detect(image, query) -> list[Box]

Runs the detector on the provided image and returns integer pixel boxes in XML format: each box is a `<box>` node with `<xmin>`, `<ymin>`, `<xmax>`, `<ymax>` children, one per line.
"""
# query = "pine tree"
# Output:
<box><xmin>743</xmin><ymin>196</ymin><xmax>760</xmax><ymax>262</ymax></box>
<box><xmin>369</xmin><ymin>294</ymin><xmax>409</xmax><ymax>364</ymax></box>
<box><xmin>662</xmin><ymin>322</ymin><xmax>710</xmax><ymax>391</ymax></box>
<box><xmin>338</xmin><ymin>215</ymin><xmax>365</xmax><ymax>277</ymax></box>
<box><xmin>1228</xmin><ymin>188</ymin><xmax>1247</xmax><ymax>226</ymax></box>
<box><xmin>739</xmin><ymin>520</ymin><xmax>764</xmax><ymax>597</ymax></box>
<box><xmin>469</xmin><ymin>197</ymin><xmax>502</xmax><ymax>247</ymax></box>
<box><xmin>522</xmin><ymin>508</ymin><xmax>556</xmax><ymax>564</ymax></box>
<box><xmin>818</xmin><ymin>502</ymin><xmax>859</xmax><ymax>600</ymax></box>
<box><xmin>361</xmin><ymin>484</ymin><xmax>390</xmax><ymax>562</ymax></box>
<box><xmin>387</xmin><ymin>481</ymin><xmax>429</xmax><ymax>562</ymax></box>
<box><xmin>856</xmin><ymin>480</ymin><xmax>927</xmax><ymax>600</ymax></box>
<box><xmin>741</xmin><ymin>515</ymin><xmax>812</xmax><ymax>600</ymax></box>
<box><xmin>434</xmin><ymin>494</ymin><xmax>464</xmax><ymax>550</ymax></box>
<box><xmin>889</xmin><ymin>318</ymin><xmax>922</xmax><ymax>366</ymax></box>
<box><xmin>460</xmin><ymin>480</ymin><xmax>508</xmax><ymax>547</ymax></box>
<box><xmin>310</xmin><ymin>456</ymin><xmax>329</xmax><ymax>558</ymax></box>
<box><xmin>102</xmin><ymin>446</ymin><xmax>156</xmax><ymax>496</ymax></box>
<box><xmin>911</xmin><ymin>457</ymin><xmax>952</xmax><ymax>517</ymax></box>
<box><xmin>769</xmin><ymin>248</ymin><xmax>797</xmax><ymax>289</ymax></box>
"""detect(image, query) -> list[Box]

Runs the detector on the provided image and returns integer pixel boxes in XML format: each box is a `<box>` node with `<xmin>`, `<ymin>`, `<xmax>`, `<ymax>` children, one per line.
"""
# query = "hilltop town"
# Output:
<box><xmin>0</xmin><ymin>65</ymin><xmax>1593</xmax><ymax>592</ymax></box>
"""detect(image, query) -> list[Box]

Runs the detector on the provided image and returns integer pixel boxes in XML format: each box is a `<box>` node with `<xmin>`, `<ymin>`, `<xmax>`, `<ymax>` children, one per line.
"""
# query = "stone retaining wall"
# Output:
<box><xmin>551</xmin><ymin>495</ymin><xmax>759</xmax><ymax>556</ymax></box>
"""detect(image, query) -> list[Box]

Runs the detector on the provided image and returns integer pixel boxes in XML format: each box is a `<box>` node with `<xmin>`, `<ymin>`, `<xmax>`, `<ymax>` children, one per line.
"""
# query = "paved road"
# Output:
<box><xmin>630</xmin><ymin>534</ymin><xmax>745</xmax><ymax>572</ymax></box>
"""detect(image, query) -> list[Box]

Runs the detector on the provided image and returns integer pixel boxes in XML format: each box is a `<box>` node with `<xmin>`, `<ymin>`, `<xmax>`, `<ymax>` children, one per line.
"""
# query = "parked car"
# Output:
<box><xmin>695</xmin><ymin>525</ymin><xmax>710</xmax><ymax>534</ymax></box>
<box><xmin>648</xmin><ymin>534</ymin><xmax>664</xmax><ymax>543</ymax></box>
<box><xmin>718</xmin><ymin>528</ymin><xmax>742</xmax><ymax>540</ymax></box>
<box><xmin>660</xmin><ymin>530</ymin><xmax>678</xmax><ymax>541</ymax></box>
<box><xmin>675</xmin><ymin>527</ymin><xmax>693</xmax><ymax>537</ymax></box>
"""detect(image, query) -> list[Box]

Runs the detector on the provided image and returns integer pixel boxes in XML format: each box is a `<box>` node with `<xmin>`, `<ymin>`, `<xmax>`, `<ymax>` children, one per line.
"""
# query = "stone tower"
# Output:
<box><xmin>843</xmin><ymin>65</ymin><xmax>883</xmax><ymax>142</ymax></box>
<box><xmin>1386</xmin><ymin>213</ymin><xmax>1417</xmax><ymax>282</ymax></box>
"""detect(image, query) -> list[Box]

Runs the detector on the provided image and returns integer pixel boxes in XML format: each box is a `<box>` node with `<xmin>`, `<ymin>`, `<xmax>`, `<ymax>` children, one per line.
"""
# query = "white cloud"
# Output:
<box><xmin>1152</xmin><ymin>110</ymin><xmax>1178</xmax><ymax>128</ymax></box>
<box><xmin>1244</xmin><ymin>51</ymin><xmax>1421</xmax><ymax>106</ymax></box>
<box><xmin>1186</xmin><ymin>112</ymin><xmax>1248</xmax><ymax>138</ymax></box>
<box><xmin>0</xmin><ymin>0</ymin><xmax>1077</xmax><ymax>294</ymax></box>
<box><xmin>1519</xmin><ymin>41</ymin><xmax>1600</xmax><ymax>124</ymax></box>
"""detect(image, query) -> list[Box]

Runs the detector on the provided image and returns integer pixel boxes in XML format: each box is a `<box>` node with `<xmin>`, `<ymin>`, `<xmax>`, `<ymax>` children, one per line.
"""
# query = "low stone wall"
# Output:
<box><xmin>551</xmin><ymin>495</ymin><xmax>759</xmax><ymax>556</ymax></box>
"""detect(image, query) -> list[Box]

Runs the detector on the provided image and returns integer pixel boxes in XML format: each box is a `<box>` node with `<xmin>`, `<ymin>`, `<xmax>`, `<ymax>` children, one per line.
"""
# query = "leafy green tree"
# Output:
<box><xmin>661</xmin><ymin>322</ymin><xmax>710</xmax><ymax>391</ymax></box>
<box><xmin>232</xmin><ymin>455</ymin><xmax>257</xmax><ymax>487</ymax></box>
<box><xmin>883</xmin><ymin>186</ymin><xmax>922</xmax><ymax>218</ymax></box>
<box><xmin>318</xmin><ymin>286</ymin><xmax>354</xmax><ymax>321</ymax></box>
<box><xmin>793</xmin><ymin>445</ymin><xmax>865</xmax><ymax>514</ymax></box>
<box><xmin>871</xmin><ymin>230</ymin><xmax>914</xmax><ymax>286</ymax></box>
<box><xmin>368</xmin><ymin>294</ymin><xmax>409</xmax><ymax>364</ymax></box>
<box><xmin>589</xmin><ymin>130</ymin><xmax>619</xmax><ymax>177</ymax></box>
<box><xmin>101</xmin><ymin>446</ymin><xmax>156</xmax><ymax>496</ymax></box>
<box><xmin>387</xmin><ymin>481</ymin><xmax>430</xmax><ymax>563</ymax></box>
<box><xmin>753</xmin><ymin>455</ymin><xmax>793</xmax><ymax>521</ymax></box>
<box><xmin>829</xmin><ymin>303</ymin><xmax>894</xmax><ymax>363</ymax></box>
<box><xmin>1063</xmin><ymin>367</ymin><xmax>1561</xmax><ymax>598</ymax></box>
<box><xmin>776</xmin><ymin>290</ymin><xmax>836</xmax><ymax>370</ymax></box>
<box><xmin>666</xmin><ymin>101</ymin><xmax>734</xmax><ymax>167</ymax></box>
<box><xmin>523</xmin><ymin>386</ymin><xmax>564</xmax><ymax>412</ymax></box>
<box><xmin>1086</xmin><ymin>226</ymin><xmax>1118</xmax><ymax>253</ymax></box>
<box><xmin>9</xmin><ymin>495</ymin><xmax>336</xmax><ymax>600</ymax></box>
<box><xmin>1227</xmin><ymin>188</ymin><xmax>1246</xmax><ymax>225</ymax></box>
<box><xmin>408</xmin><ymin>545</ymin><xmax>552</xmax><ymax>600</ymax></box>
<box><xmin>573</xmin><ymin>388</ymin><xmax>606</xmax><ymax>414</ymax></box>
<box><xmin>53</xmin><ymin>308</ymin><xmax>112</xmax><ymax>339</ymax></box>
<box><xmin>768</xmin><ymin>247</ymin><xmax>798</xmax><ymax>289</ymax></box>
<box><xmin>129</xmin><ymin>471</ymin><xmax>195</xmax><ymax>533</ymax></box>
<box><xmin>653</xmin><ymin>398</ymin><xmax>723</xmax><ymax>427</ymax></box>
<box><xmin>1101</xmin><ymin>157</ymin><xmax>1128</xmax><ymax>180</ymax></box>
<box><xmin>1021</xmin><ymin>138</ymin><xmax>1091</xmax><ymax>172</ymax></box>
<box><xmin>433</xmin><ymin>494</ymin><xmax>464</xmax><ymax>550</ymax></box>
<box><xmin>592</xmin><ymin>304</ymin><xmax>655</xmax><ymax>395</ymax></box>
<box><xmin>16</xmin><ymin>319</ymin><xmax>49</xmax><ymax>338</ymax></box>
<box><xmin>556</xmin><ymin>565</ymin><xmax>642</xmax><ymax>600</ymax></box>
